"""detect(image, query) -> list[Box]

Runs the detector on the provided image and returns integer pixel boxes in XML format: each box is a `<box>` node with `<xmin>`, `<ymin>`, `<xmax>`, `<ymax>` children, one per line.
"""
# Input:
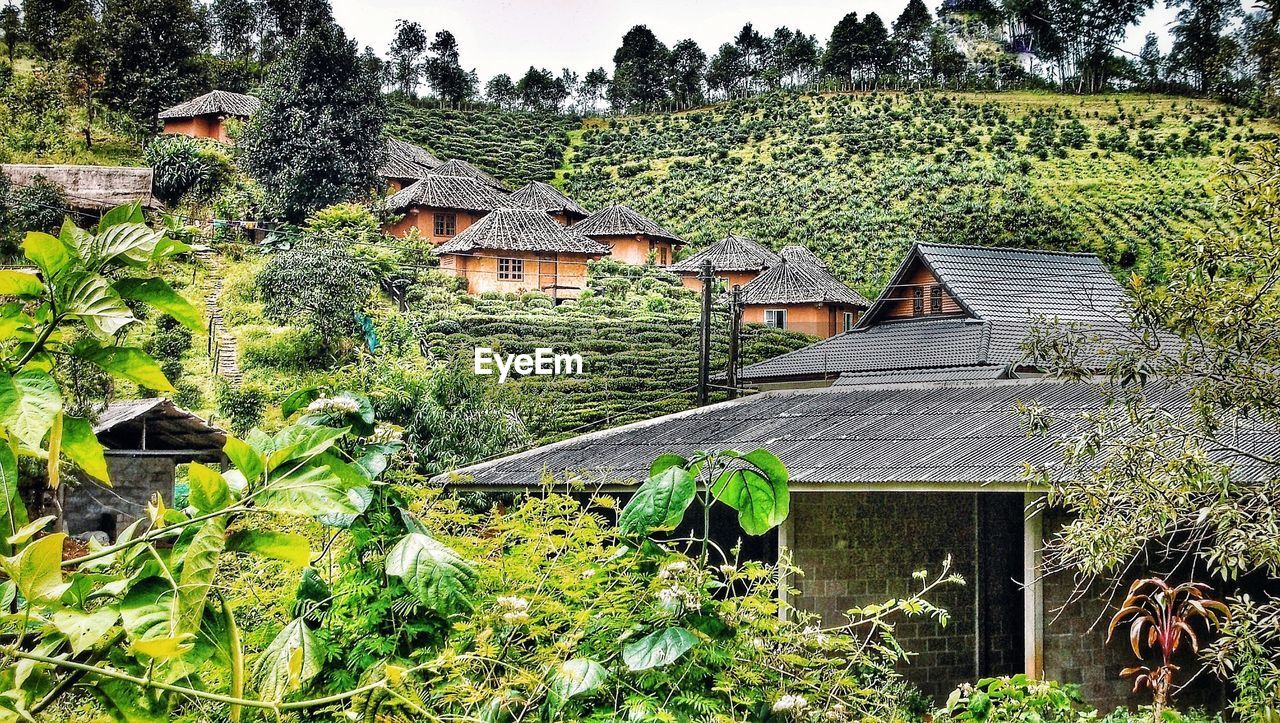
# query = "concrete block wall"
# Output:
<box><xmin>62</xmin><ymin>455</ymin><xmax>174</xmax><ymax>539</ymax></box>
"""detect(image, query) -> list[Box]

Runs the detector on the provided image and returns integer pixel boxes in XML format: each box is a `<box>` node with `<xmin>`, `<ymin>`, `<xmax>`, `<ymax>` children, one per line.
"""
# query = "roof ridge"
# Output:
<box><xmin>915</xmin><ymin>241</ymin><xmax>1100</xmax><ymax>258</ymax></box>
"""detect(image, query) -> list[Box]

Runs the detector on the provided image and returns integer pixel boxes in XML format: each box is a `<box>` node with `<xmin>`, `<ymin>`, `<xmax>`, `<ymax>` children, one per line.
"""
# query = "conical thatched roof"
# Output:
<box><xmin>571</xmin><ymin>205</ymin><xmax>683</xmax><ymax>244</ymax></box>
<box><xmin>385</xmin><ymin>175</ymin><xmax>509</xmax><ymax>213</ymax></box>
<box><xmin>668</xmin><ymin>234</ymin><xmax>780</xmax><ymax>273</ymax></box>
<box><xmin>428</xmin><ymin>159</ymin><xmax>508</xmax><ymax>191</ymax></box>
<box><xmin>381</xmin><ymin>138</ymin><xmax>441</xmax><ymax>180</ymax></box>
<box><xmin>737</xmin><ymin>259</ymin><xmax>871</xmax><ymax>306</ymax></box>
<box><xmin>509</xmin><ymin>181</ymin><xmax>589</xmax><ymax>219</ymax></box>
<box><xmin>778</xmin><ymin>245</ymin><xmax>829</xmax><ymax>269</ymax></box>
<box><xmin>434</xmin><ymin>208</ymin><xmax>612</xmax><ymax>255</ymax></box>
<box><xmin>157</xmin><ymin>90</ymin><xmax>260</xmax><ymax>119</ymax></box>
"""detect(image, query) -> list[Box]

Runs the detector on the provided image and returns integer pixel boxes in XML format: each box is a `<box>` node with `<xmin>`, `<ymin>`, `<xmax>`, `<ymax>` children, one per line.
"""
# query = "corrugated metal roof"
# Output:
<box><xmin>438</xmin><ymin>380</ymin><xmax>1278</xmax><ymax>489</ymax></box>
<box><xmin>832</xmin><ymin>365</ymin><xmax>1012</xmax><ymax>386</ymax></box>
<box><xmin>94</xmin><ymin>398</ymin><xmax>226</xmax><ymax>452</ymax></box>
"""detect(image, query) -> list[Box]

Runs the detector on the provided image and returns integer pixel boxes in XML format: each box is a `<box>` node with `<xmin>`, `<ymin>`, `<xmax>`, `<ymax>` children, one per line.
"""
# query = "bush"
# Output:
<box><xmin>239</xmin><ymin>325</ymin><xmax>325</xmax><ymax>370</ymax></box>
<box><xmin>215</xmin><ymin>382</ymin><xmax>268</xmax><ymax>436</ymax></box>
<box><xmin>256</xmin><ymin>244</ymin><xmax>376</xmax><ymax>347</ymax></box>
<box><xmin>145</xmin><ymin>134</ymin><xmax>233</xmax><ymax>205</ymax></box>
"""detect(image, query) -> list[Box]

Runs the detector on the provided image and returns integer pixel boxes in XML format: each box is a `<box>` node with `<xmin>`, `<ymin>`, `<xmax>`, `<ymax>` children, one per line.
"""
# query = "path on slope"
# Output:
<box><xmin>195</xmin><ymin>248</ymin><xmax>242</xmax><ymax>385</ymax></box>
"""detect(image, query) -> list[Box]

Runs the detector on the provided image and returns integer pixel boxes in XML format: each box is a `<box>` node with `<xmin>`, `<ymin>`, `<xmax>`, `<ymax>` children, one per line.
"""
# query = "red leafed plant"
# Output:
<box><xmin>1107</xmin><ymin>577</ymin><xmax>1230</xmax><ymax>718</ymax></box>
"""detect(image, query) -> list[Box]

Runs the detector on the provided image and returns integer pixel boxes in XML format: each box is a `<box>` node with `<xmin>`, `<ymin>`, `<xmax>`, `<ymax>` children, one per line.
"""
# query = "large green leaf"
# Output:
<box><xmin>263</xmin><ymin>425</ymin><xmax>348</xmax><ymax>474</ymax></box>
<box><xmin>223</xmin><ymin>435</ymin><xmax>264</xmax><ymax>485</ymax></box>
<box><xmin>93</xmin><ymin>678</ymin><xmax>172</xmax><ymax>723</ymax></box>
<box><xmin>61</xmin><ymin>415</ymin><xmax>109</xmax><ymax>483</ymax></box>
<box><xmin>81</xmin><ymin>222</ymin><xmax>163</xmax><ymax>270</ymax></box>
<box><xmin>22</xmin><ymin>231</ymin><xmax>71</xmax><ymax>280</ymax></box>
<box><xmin>251</xmin><ymin>618</ymin><xmax>324</xmax><ymax>703</ymax></box>
<box><xmin>0</xmin><ymin>270</ymin><xmax>44</xmax><ymax>298</ymax></box>
<box><xmin>0</xmin><ymin>435</ymin><xmax>26</xmax><ymax>555</ymax></box>
<box><xmin>186</xmin><ymin>462</ymin><xmax>231</xmax><ymax>513</ymax></box>
<box><xmin>226</xmin><ymin>530</ymin><xmax>310</xmax><ymax>568</ymax></box>
<box><xmin>176</xmin><ymin>517</ymin><xmax>226</xmax><ymax>634</ymax></box>
<box><xmin>52</xmin><ymin>606</ymin><xmax>119</xmax><ymax>653</ymax></box>
<box><xmin>97</xmin><ymin>201</ymin><xmax>144</xmax><ymax>230</ymax></box>
<box><xmin>255</xmin><ymin>458</ymin><xmax>365</xmax><ymax>517</ymax></box>
<box><xmin>57</xmin><ymin>272</ymin><xmax>135</xmax><ymax>338</ymax></box>
<box><xmin>617</xmin><ymin>464</ymin><xmax>697</xmax><ymax>536</ymax></box>
<box><xmin>76</xmin><ymin>344</ymin><xmax>174</xmax><ymax>393</ymax></box>
<box><xmin>112</xmin><ymin>277</ymin><xmax>202</xmax><ymax>331</ymax></box>
<box><xmin>119</xmin><ymin>577</ymin><xmax>178</xmax><ymax>644</ymax></box>
<box><xmin>709</xmin><ymin>449</ymin><xmax>789</xmax><ymax>536</ymax></box>
<box><xmin>0</xmin><ymin>370</ymin><xmax>63</xmax><ymax>449</ymax></box>
<box><xmin>547</xmin><ymin>658</ymin><xmax>608</xmax><ymax>706</ymax></box>
<box><xmin>385</xmin><ymin>532</ymin><xmax>477</xmax><ymax>615</ymax></box>
<box><xmin>1</xmin><ymin>533</ymin><xmax>68</xmax><ymax>603</ymax></box>
<box><xmin>622</xmin><ymin>627</ymin><xmax>698</xmax><ymax>671</ymax></box>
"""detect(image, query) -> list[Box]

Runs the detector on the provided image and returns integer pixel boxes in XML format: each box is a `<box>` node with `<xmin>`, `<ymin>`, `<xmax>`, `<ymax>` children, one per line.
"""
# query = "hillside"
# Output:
<box><xmin>567</xmin><ymin>92</ymin><xmax>1274</xmax><ymax>296</ymax></box>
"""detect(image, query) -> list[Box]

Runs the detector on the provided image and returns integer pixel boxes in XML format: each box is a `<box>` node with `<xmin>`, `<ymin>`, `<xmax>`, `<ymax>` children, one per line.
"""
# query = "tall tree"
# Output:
<box><xmin>823</xmin><ymin>12</ymin><xmax>861</xmax><ymax>81</ymax></box>
<box><xmin>239</xmin><ymin>21</ymin><xmax>386</xmax><ymax>221</ymax></box>
<box><xmin>733</xmin><ymin>22</ymin><xmax>767</xmax><ymax>92</ymax></box>
<box><xmin>892</xmin><ymin>0</ymin><xmax>933</xmax><ymax>83</ymax></box>
<box><xmin>2</xmin><ymin>2</ymin><xmax>20</xmax><ymax>64</ymax></box>
<box><xmin>609</xmin><ymin>24</ymin><xmax>670</xmax><ymax>111</ymax></box>
<box><xmin>515</xmin><ymin>65</ymin><xmax>566</xmax><ymax>112</ymax></box>
<box><xmin>1168</xmin><ymin>0</ymin><xmax>1243</xmax><ymax>93</ymax></box>
<box><xmin>209</xmin><ymin>0</ymin><xmax>260</xmax><ymax>61</ymax></box>
<box><xmin>387</xmin><ymin>19</ymin><xmax>426</xmax><ymax>97</ymax></box>
<box><xmin>61</xmin><ymin>13</ymin><xmax>106</xmax><ymax>147</ymax></box>
<box><xmin>485</xmin><ymin>72</ymin><xmax>517</xmax><ymax>109</ymax></box>
<box><xmin>706</xmin><ymin>42</ymin><xmax>744</xmax><ymax>97</ymax></box>
<box><xmin>668</xmin><ymin>38</ymin><xmax>705</xmax><ymax>107</ymax></box>
<box><xmin>101</xmin><ymin>0</ymin><xmax>208</xmax><ymax>127</ymax></box>
<box><xmin>424</xmin><ymin>29</ymin><xmax>473</xmax><ymax>103</ymax></box>
<box><xmin>21</xmin><ymin>0</ymin><xmax>85</xmax><ymax>59</ymax></box>
<box><xmin>1138</xmin><ymin>31</ymin><xmax>1163</xmax><ymax>87</ymax></box>
<box><xmin>262</xmin><ymin>0</ymin><xmax>328</xmax><ymax>45</ymax></box>
<box><xmin>858</xmin><ymin>12</ymin><xmax>892</xmax><ymax>84</ymax></box>
<box><xmin>579</xmin><ymin>67</ymin><xmax>608</xmax><ymax>112</ymax></box>
<box><xmin>768</xmin><ymin>27</ymin><xmax>820</xmax><ymax>88</ymax></box>
<box><xmin>1040</xmin><ymin>0</ymin><xmax>1156</xmax><ymax>91</ymax></box>
<box><xmin>1239</xmin><ymin>3</ymin><xmax>1280</xmax><ymax>112</ymax></box>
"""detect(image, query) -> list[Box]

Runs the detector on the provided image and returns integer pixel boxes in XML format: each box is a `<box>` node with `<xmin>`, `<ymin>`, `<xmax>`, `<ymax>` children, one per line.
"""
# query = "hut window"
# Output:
<box><xmin>498</xmin><ymin>258</ymin><xmax>524</xmax><ymax>281</ymax></box>
<box><xmin>930</xmin><ymin>285</ymin><xmax>943</xmax><ymax>313</ymax></box>
<box><xmin>433</xmin><ymin>213</ymin><xmax>457</xmax><ymax>237</ymax></box>
<box><xmin>843</xmin><ymin>311</ymin><xmax>855</xmax><ymax>331</ymax></box>
<box><xmin>764</xmin><ymin>309</ymin><xmax>787</xmax><ymax>328</ymax></box>
<box><xmin>912</xmin><ymin>287</ymin><xmax>924</xmax><ymax>316</ymax></box>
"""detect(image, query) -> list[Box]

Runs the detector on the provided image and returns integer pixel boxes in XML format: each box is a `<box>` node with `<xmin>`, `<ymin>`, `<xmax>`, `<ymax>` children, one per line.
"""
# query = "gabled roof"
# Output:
<box><xmin>668</xmin><ymin>234</ymin><xmax>780</xmax><ymax>273</ymax></box>
<box><xmin>571</xmin><ymin>205</ymin><xmax>684</xmax><ymax>244</ymax></box>
<box><xmin>428</xmin><ymin>159</ymin><xmax>509</xmax><ymax>191</ymax></box>
<box><xmin>385</xmin><ymin>174</ymin><xmax>509</xmax><ymax>213</ymax></box>
<box><xmin>94</xmin><ymin>398</ymin><xmax>226</xmax><ymax>454</ymax></box>
<box><xmin>509</xmin><ymin>181</ymin><xmax>589</xmax><ymax>219</ymax></box>
<box><xmin>435</xmin><ymin>379</ymin><xmax>1278</xmax><ymax>489</ymax></box>
<box><xmin>381</xmin><ymin>138</ymin><xmax>441</xmax><ymax>180</ymax></box>
<box><xmin>737</xmin><ymin>259</ymin><xmax>871</xmax><ymax>307</ymax></box>
<box><xmin>859</xmin><ymin>243</ymin><xmax>1133</xmax><ymax>362</ymax></box>
<box><xmin>831</xmin><ymin>364</ymin><xmax>1012</xmax><ymax>386</ymax></box>
<box><xmin>742</xmin><ymin>317</ymin><xmax>991</xmax><ymax>382</ymax></box>
<box><xmin>3</xmin><ymin>164</ymin><xmax>158</xmax><ymax>210</ymax></box>
<box><xmin>433</xmin><ymin>208</ymin><xmax>612</xmax><ymax>256</ymax></box>
<box><xmin>157</xmin><ymin>90</ymin><xmax>260</xmax><ymax>120</ymax></box>
<box><xmin>778</xmin><ymin>245</ymin><xmax>828</xmax><ymax>269</ymax></box>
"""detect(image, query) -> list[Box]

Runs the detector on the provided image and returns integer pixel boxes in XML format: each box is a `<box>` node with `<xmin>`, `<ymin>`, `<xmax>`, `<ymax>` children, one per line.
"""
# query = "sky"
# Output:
<box><xmin>329</xmin><ymin>0</ymin><xmax>1181</xmax><ymax>84</ymax></box>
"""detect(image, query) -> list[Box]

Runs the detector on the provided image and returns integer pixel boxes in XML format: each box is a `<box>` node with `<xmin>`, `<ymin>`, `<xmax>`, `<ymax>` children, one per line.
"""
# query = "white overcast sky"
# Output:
<box><xmin>330</xmin><ymin>0</ymin><xmax>1180</xmax><ymax>83</ymax></box>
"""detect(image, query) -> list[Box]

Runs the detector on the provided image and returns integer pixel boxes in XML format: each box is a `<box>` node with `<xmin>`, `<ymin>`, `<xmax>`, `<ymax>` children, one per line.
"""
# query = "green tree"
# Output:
<box><xmin>579</xmin><ymin>66</ymin><xmax>608</xmax><ymax>112</ymax></box>
<box><xmin>257</xmin><ymin>242</ymin><xmax>375</xmax><ymax>350</ymax></box>
<box><xmin>609</xmin><ymin>24</ymin><xmax>670</xmax><ymax>111</ymax></box>
<box><xmin>1169</xmin><ymin>0</ymin><xmax>1243</xmax><ymax>93</ymax></box>
<box><xmin>668</xmin><ymin>38</ymin><xmax>705</xmax><ymax>107</ymax></box>
<box><xmin>769</xmin><ymin>26</ymin><xmax>820</xmax><ymax>87</ymax></box>
<box><xmin>1</xmin><ymin>2</ymin><xmax>20</xmax><ymax>65</ymax></box>
<box><xmin>516</xmin><ymin>66</ymin><xmax>566</xmax><ymax>112</ymax></box>
<box><xmin>484</xmin><ymin>72</ymin><xmax>517</xmax><ymax>109</ymax></box>
<box><xmin>20</xmin><ymin>0</ymin><xmax>84</xmax><ymax>59</ymax></box>
<box><xmin>706</xmin><ymin>42</ymin><xmax>744</xmax><ymax>97</ymax></box>
<box><xmin>100</xmin><ymin>0</ymin><xmax>208</xmax><ymax>128</ymax></box>
<box><xmin>732</xmin><ymin>22</ymin><xmax>767</xmax><ymax>93</ymax></box>
<box><xmin>238</xmin><ymin>21</ymin><xmax>386</xmax><ymax>221</ymax></box>
<box><xmin>60</xmin><ymin>13</ymin><xmax>105</xmax><ymax>147</ymax></box>
<box><xmin>387</xmin><ymin>18</ymin><xmax>426</xmax><ymax>97</ymax></box>
<box><xmin>424</xmin><ymin>29</ymin><xmax>473</xmax><ymax>103</ymax></box>
<box><xmin>823</xmin><ymin>12</ymin><xmax>861</xmax><ymax>81</ymax></box>
<box><xmin>1139</xmin><ymin>31</ymin><xmax>1163</xmax><ymax>87</ymax></box>
<box><xmin>209</xmin><ymin>0</ymin><xmax>261</xmax><ymax>62</ymax></box>
<box><xmin>892</xmin><ymin>0</ymin><xmax>933</xmax><ymax>83</ymax></box>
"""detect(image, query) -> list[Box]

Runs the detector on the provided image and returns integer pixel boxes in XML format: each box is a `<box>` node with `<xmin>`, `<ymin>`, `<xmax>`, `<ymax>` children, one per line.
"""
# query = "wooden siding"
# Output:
<box><xmin>743</xmin><ymin>303</ymin><xmax>860</xmax><ymax>338</ymax></box>
<box><xmin>385</xmin><ymin>206</ymin><xmax>485</xmax><ymax>243</ymax></box>
<box><xmin>438</xmin><ymin>249</ymin><xmax>601</xmax><ymax>300</ymax></box>
<box><xmin>881</xmin><ymin>263</ymin><xmax>964</xmax><ymax>319</ymax></box>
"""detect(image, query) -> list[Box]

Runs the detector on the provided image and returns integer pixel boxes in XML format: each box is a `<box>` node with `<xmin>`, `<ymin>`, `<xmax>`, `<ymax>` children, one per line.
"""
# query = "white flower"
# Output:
<box><xmin>772</xmin><ymin>695</ymin><xmax>809</xmax><ymax>715</ymax></box>
<box><xmin>658</xmin><ymin>561</ymin><xmax>689</xmax><ymax>579</ymax></box>
<box><xmin>501</xmin><ymin>611</ymin><xmax>529</xmax><ymax>625</ymax></box>
<box><xmin>306</xmin><ymin>395</ymin><xmax>361</xmax><ymax>415</ymax></box>
<box><xmin>496</xmin><ymin>596</ymin><xmax>529</xmax><ymax>611</ymax></box>
<box><xmin>369</xmin><ymin>424</ymin><xmax>403</xmax><ymax>443</ymax></box>
<box><xmin>718</xmin><ymin>564</ymin><xmax>737</xmax><ymax>577</ymax></box>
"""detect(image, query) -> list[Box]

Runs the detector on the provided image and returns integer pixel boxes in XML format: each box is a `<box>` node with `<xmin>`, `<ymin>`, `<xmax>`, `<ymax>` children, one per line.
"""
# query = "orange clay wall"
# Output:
<box><xmin>163</xmin><ymin>116</ymin><xmax>231</xmax><ymax>143</ymax></box>
<box><xmin>385</xmin><ymin>207</ymin><xmax>484</xmax><ymax>243</ymax></box>
<box><xmin>439</xmin><ymin>250</ymin><xmax>597</xmax><ymax>299</ymax></box>
<box><xmin>680</xmin><ymin>270</ymin><xmax>761</xmax><ymax>292</ymax></box>
<box><xmin>742</xmin><ymin>303</ymin><xmax>860</xmax><ymax>339</ymax></box>
<box><xmin>596</xmin><ymin>235</ymin><xmax>676</xmax><ymax>266</ymax></box>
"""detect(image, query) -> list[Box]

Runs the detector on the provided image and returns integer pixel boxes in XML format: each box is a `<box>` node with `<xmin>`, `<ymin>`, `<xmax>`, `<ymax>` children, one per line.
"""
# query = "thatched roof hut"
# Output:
<box><xmin>509</xmin><ymin>181</ymin><xmax>590</xmax><ymax>221</ymax></box>
<box><xmin>157</xmin><ymin>90</ymin><xmax>260</xmax><ymax>120</ymax></box>
<box><xmin>381</xmin><ymin>138</ymin><xmax>442</xmax><ymax>182</ymax></box>
<box><xmin>385</xmin><ymin>175</ymin><xmax>509</xmax><ymax>214</ymax></box>
<box><xmin>668</xmin><ymin>233</ymin><xmax>780</xmax><ymax>273</ymax></box>
<box><xmin>434</xmin><ymin>208</ymin><xmax>611</xmax><ymax>255</ymax></box>
<box><xmin>428</xmin><ymin>159</ymin><xmax>508</xmax><ymax>191</ymax></box>
<box><xmin>571</xmin><ymin>204</ymin><xmax>684</xmax><ymax>244</ymax></box>
<box><xmin>737</xmin><ymin>258</ymin><xmax>871</xmax><ymax>306</ymax></box>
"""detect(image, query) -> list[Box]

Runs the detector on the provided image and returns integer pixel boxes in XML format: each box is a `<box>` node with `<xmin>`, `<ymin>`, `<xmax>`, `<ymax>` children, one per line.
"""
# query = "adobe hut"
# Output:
<box><xmin>2</xmin><ymin>164</ymin><xmax>158</xmax><ymax>214</ymax></box>
<box><xmin>383</xmin><ymin>175</ymin><xmax>508</xmax><ymax>242</ymax></box>
<box><xmin>60</xmin><ymin>399</ymin><xmax>225</xmax><ymax>540</ymax></box>
<box><xmin>668</xmin><ymin>233</ymin><xmax>780</xmax><ymax>291</ymax></box>
<box><xmin>157</xmin><ymin>90</ymin><xmax>260</xmax><ymax>143</ymax></box>
<box><xmin>571</xmin><ymin>205</ymin><xmax>685</xmax><ymax>266</ymax></box>
<box><xmin>427</xmin><ymin>159</ymin><xmax>509</xmax><ymax>191</ymax></box>
<box><xmin>735</xmin><ymin>257</ymin><xmax>871</xmax><ymax>338</ymax></box>
<box><xmin>509</xmin><ymin>180</ymin><xmax>590</xmax><ymax>225</ymax></box>
<box><xmin>433</xmin><ymin>208</ymin><xmax>611</xmax><ymax>300</ymax></box>
<box><xmin>381</xmin><ymin>138</ymin><xmax>442</xmax><ymax>192</ymax></box>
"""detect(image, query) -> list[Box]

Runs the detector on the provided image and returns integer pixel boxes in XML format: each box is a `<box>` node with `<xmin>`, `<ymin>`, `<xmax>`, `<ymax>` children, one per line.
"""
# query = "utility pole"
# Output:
<box><xmin>696</xmin><ymin>259</ymin><xmax>713</xmax><ymax>406</ymax></box>
<box><xmin>726</xmin><ymin>284</ymin><xmax>742</xmax><ymax>400</ymax></box>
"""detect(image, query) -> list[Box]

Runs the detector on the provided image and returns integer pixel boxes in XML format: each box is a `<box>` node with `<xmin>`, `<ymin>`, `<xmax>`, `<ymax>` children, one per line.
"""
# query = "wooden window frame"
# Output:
<box><xmin>843</xmin><ymin>311</ymin><xmax>855</xmax><ymax>331</ymax></box>
<box><xmin>764</xmin><ymin>309</ymin><xmax>787</xmax><ymax>329</ymax></box>
<box><xmin>930</xmin><ymin>285</ymin><xmax>943</xmax><ymax>314</ymax></box>
<box><xmin>498</xmin><ymin>257</ymin><xmax>524</xmax><ymax>281</ymax></box>
<box><xmin>433</xmin><ymin>213</ymin><xmax>457</xmax><ymax>237</ymax></box>
<box><xmin>912</xmin><ymin>287</ymin><xmax>924</xmax><ymax>316</ymax></box>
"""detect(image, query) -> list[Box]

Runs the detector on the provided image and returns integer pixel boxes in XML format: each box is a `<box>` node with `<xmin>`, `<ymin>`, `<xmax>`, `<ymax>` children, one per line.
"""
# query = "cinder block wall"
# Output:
<box><xmin>788</xmin><ymin>492</ymin><xmax>980</xmax><ymax>701</ymax></box>
<box><xmin>62</xmin><ymin>455</ymin><xmax>174</xmax><ymax>538</ymax></box>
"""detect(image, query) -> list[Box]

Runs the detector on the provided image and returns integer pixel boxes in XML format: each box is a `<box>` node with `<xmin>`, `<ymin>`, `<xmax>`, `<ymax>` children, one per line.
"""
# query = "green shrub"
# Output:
<box><xmin>215</xmin><ymin>381</ymin><xmax>268</xmax><ymax>436</ymax></box>
<box><xmin>239</xmin><ymin>325</ymin><xmax>325</xmax><ymax>370</ymax></box>
<box><xmin>146</xmin><ymin>134</ymin><xmax>233</xmax><ymax>205</ymax></box>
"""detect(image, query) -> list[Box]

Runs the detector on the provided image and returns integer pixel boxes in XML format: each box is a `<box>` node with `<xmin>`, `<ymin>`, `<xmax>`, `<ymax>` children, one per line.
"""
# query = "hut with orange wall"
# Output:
<box><xmin>735</xmin><ymin>256</ymin><xmax>871</xmax><ymax>339</ymax></box>
<box><xmin>157</xmin><ymin>90</ymin><xmax>259</xmax><ymax>143</ymax></box>
<box><xmin>571</xmin><ymin>205</ymin><xmax>685</xmax><ymax>265</ymax></box>
<box><xmin>381</xmin><ymin>138</ymin><xmax>442</xmax><ymax>192</ymax></box>
<box><xmin>433</xmin><ymin>208</ymin><xmax>612</xmax><ymax>301</ymax></box>
<box><xmin>383</xmin><ymin>175</ymin><xmax>508</xmax><ymax>242</ymax></box>
<box><xmin>668</xmin><ymin>234</ymin><xmax>780</xmax><ymax>291</ymax></box>
<box><xmin>509</xmin><ymin>181</ymin><xmax>590</xmax><ymax>225</ymax></box>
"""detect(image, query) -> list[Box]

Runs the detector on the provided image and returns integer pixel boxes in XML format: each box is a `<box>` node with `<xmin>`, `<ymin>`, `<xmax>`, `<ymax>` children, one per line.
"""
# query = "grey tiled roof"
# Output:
<box><xmin>571</xmin><ymin>205</ymin><xmax>684</xmax><ymax>243</ymax></box>
<box><xmin>385</xmin><ymin>175</ymin><xmax>509</xmax><ymax>213</ymax></box>
<box><xmin>428</xmin><ymin>159</ymin><xmax>509</xmax><ymax>191</ymax></box>
<box><xmin>433</xmin><ymin>208</ymin><xmax>612</xmax><ymax>256</ymax></box>
<box><xmin>380</xmin><ymin>138</ymin><xmax>441</xmax><ymax>180</ymax></box>
<box><xmin>778</xmin><ymin>245</ymin><xmax>828</xmax><ymax>269</ymax></box>
<box><xmin>437</xmin><ymin>380</ymin><xmax>1279</xmax><ymax>488</ymax></box>
<box><xmin>668</xmin><ymin>234</ymin><xmax>780</xmax><ymax>273</ymax></box>
<box><xmin>832</xmin><ymin>364</ymin><xmax>1011</xmax><ymax>386</ymax></box>
<box><xmin>509</xmin><ymin>181</ymin><xmax>590</xmax><ymax>219</ymax></box>
<box><xmin>738</xmin><ymin>259</ymin><xmax>871</xmax><ymax>307</ymax></box>
<box><xmin>157</xmin><ymin>90</ymin><xmax>260</xmax><ymax>119</ymax></box>
<box><xmin>742</xmin><ymin>317</ymin><xmax>990</xmax><ymax>382</ymax></box>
